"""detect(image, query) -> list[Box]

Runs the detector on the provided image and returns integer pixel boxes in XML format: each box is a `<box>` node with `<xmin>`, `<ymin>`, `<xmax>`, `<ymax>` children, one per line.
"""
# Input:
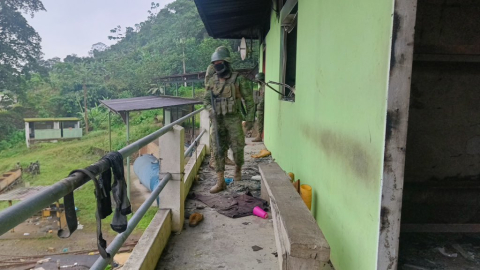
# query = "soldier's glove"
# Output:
<box><xmin>244</xmin><ymin>121</ymin><xmax>254</xmax><ymax>131</ymax></box>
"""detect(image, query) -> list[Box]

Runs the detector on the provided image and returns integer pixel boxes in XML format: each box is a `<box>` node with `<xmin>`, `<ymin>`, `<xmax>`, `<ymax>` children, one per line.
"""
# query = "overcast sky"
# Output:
<box><xmin>27</xmin><ymin>0</ymin><xmax>174</xmax><ymax>60</ymax></box>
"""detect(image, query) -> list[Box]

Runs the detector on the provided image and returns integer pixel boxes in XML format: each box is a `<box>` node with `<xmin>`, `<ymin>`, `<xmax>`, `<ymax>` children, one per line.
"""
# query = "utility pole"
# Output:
<box><xmin>83</xmin><ymin>81</ymin><xmax>89</xmax><ymax>134</ymax></box>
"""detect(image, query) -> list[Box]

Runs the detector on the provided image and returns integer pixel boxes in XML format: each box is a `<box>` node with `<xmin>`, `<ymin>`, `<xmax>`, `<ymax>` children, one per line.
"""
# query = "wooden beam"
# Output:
<box><xmin>401</xmin><ymin>224</ymin><xmax>480</xmax><ymax>233</ymax></box>
<box><xmin>280</xmin><ymin>0</ymin><xmax>298</xmax><ymax>23</ymax></box>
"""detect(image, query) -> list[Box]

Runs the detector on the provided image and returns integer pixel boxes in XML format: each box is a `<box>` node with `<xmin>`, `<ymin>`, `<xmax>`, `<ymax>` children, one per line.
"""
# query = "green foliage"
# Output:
<box><xmin>0</xmin><ymin>0</ymin><xmax>258</xmax><ymax>144</ymax></box>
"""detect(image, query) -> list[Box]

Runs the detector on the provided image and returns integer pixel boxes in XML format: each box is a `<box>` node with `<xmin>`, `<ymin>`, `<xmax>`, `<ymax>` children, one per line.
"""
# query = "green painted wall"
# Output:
<box><xmin>263</xmin><ymin>0</ymin><xmax>394</xmax><ymax>269</ymax></box>
<box><xmin>35</xmin><ymin>129</ymin><xmax>61</xmax><ymax>140</ymax></box>
<box><xmin>63</xmin><ymin>128</ymin><xmax>83</xmax><ymax>138</ymax></box>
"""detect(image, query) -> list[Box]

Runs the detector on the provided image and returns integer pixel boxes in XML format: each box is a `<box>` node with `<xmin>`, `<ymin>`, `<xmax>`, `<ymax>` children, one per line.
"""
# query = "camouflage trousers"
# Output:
<box><xmin>256</xmin><ymin>96</ymin><xmax>264</xmax><ymax>136</ymax></box>
<box><xmin>211</xmin><ymin>113</ymin><xmax>245</xmax><ymax>172</ymax></box>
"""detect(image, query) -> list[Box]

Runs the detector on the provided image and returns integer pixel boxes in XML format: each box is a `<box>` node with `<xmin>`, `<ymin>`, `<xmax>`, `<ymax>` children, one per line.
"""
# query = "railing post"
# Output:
<box><xmin>199</xmin><ymin>109</ymin><xmax>210</xmax><ymax>152</ymax></box>
<box><xmin>159</xmin><ymin>125</ymin><xmax>185</xmax><ymax>232</ymax></box>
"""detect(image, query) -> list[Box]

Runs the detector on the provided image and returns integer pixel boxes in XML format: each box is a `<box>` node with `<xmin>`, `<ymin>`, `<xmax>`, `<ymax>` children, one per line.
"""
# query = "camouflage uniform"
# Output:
<box><xmin>204</xmin><ymin>72</ymin><xmax>255</xmax><ymax>173</ymax></box>
<box><xmin>205</xmin><ymin>64</ymin><xmax>235</xmax><ymax>167</ymax></box>
<box><xmin>253</xmin><ymin>84</ymin><xmax>265</xmax><ymax>142</ymax></box>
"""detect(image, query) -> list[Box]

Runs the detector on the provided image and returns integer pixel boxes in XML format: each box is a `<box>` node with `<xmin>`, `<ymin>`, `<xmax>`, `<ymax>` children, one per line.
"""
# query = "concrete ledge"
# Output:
<box><xmin>259</xmin><ymin>162</ymin><xmax>330</xmax><ymax>269</ymax></box>
<box><xmin>123</xmin><ymin>209</ymin><xmax>171</xmax><ymax>270</ymax></box>
<box><xmin>183</xmin><ymin>144</ymin><xmax>206</xmax><ymax>201</ymax></box>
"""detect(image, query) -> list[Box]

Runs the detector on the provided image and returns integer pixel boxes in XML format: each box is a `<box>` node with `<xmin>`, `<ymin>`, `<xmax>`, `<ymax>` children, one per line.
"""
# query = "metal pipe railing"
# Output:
<box><xmin>91</xmin><ymin>173</ymin><xmax>172</xmax><ymax>270</ymax></box>
<box><xmin>184</xmin><ymin>128</ymin><xmax>206</xmax><ymax>157</ymax></box>
<box><xmin>0</xmin><ymin>108</ymin><xmax>204</xmax><ymax>236</ymax></box>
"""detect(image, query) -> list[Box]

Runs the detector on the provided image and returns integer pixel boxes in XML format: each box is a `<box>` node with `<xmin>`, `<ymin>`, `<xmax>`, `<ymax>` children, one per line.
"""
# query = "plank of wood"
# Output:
<box><xmin>401</xmin><ymin>224</ymin><xmax>480</xmax><ymax>233</ymax></box>
<box><xmin>259</xmin><ymin>162</ymin><xmax>330</xmax><ymax>264</ymax></box>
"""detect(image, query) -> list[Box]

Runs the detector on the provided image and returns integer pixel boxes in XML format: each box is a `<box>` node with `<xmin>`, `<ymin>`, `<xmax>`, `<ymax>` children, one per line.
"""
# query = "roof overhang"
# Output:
<box><xmin>194</xmin><ymin>0</ymin><xmax>272</xmax><ymax>39</ymax></box>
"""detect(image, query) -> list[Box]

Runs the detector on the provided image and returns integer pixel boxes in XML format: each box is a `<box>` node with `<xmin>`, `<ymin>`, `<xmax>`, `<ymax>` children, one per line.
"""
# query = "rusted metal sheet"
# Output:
<box><xmin>100</xmin><ymin>96</ymin><xmax>202</xmax><ymax>114</ymax></box>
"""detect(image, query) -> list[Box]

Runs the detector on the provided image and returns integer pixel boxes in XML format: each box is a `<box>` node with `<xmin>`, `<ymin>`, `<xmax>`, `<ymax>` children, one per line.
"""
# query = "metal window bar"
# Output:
<box><xmin>0</xmin><ymin>108</ymin><xmax>204</xmax><ymax>236</ymax></box>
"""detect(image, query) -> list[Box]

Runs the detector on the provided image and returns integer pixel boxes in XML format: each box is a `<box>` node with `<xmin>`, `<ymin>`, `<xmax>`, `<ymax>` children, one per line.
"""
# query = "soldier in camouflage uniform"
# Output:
<box><xmin>205</xmin><ymin>47</ymin><xmax>236</xmax><ymax>168</ymax></box>
<box><xmin>252</xmin><ymin>73</ymin><xmax>265</xmax><ymax>142</ymax></box>
<box><xmin>204</xmin><ymin>47</ymin><xmax>255</xmax><ymax>193</ymax></box>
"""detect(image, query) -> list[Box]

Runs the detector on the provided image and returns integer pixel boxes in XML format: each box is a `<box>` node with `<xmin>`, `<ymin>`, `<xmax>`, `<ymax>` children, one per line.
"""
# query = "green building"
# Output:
<box><xmin>196</xmin><ymin>0</ymin><xmax>479</xmax><ymax>269</ymax></box>
<box><xmin>24</xmin><ymin>118</ymin><xmax>82</xmax><ymax>148</ymax></box>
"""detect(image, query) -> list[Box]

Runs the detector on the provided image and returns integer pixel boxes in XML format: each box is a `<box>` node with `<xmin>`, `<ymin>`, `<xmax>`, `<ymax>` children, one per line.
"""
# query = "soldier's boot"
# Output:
<box><xmin>252</xmin><ymin>134</ymin><xmax>262</xmax><ymax>142</ymax></box>
<box><xmin>209</xmin><ymin>155</ymin><xmax>216</xmax><ymax>169</ymax></box>
<box><xmin>210</xmin><ymin>172</ymin><xmax>226</xmax><ymax>193</ymax></box>
<box><xmin>234</xmin><ymin>165</ymin><xmax>242</xmax><ymax>183</ymax></box>
<box><xmin>225</xmin><ymin>156</ymin><xmax>235</xmax><ymax>166</ymax></box>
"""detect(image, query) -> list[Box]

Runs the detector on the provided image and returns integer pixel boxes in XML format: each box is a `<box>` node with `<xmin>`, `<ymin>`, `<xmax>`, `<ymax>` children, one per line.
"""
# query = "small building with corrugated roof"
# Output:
<box><xmin>24</xmin><ymin>117</ymin><xmax>82</xmax><ymax>148</ymax></box>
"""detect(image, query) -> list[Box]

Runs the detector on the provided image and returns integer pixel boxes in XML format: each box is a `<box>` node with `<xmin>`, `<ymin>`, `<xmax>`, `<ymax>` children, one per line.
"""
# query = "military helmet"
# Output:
<box><xmin>255</xmin><ymin>73</ymin><xmax>265</xmax><ymax>82</ymax></box>
<box><xmin>211</xmin><ymin>46</ymin><xmax>231</xmax><ymax>63</ymax></box>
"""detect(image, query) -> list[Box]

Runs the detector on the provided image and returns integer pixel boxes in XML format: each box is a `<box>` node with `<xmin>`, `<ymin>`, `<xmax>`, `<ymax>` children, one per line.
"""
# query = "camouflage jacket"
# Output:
<box><xmin>204</xmin><ymin>71</ymin><xmax>255</xmax><ymax>122</ymax></box>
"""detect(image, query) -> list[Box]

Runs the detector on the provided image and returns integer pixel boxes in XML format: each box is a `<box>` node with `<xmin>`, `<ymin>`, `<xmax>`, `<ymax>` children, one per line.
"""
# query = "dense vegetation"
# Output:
<box><xmin>0</xmin><ymin>0</ymin><xmax>258</xmax><ymax>151</ymax></box>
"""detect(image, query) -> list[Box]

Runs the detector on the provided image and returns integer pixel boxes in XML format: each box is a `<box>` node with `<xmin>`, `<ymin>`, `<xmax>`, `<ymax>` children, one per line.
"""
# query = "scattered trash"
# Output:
<box><xmin>251</xmin><ymin>175</ymin><xmax>262</xmax><ymax>181</ymax></box>
<box><xmin>35</xmin><ymin>222</ymin><xmax>40</xmax><ymax>226</ymax></box>
<box><xmin>77</xmin><ymin>224</ymin><xmax>84</xmax><ymax>230</ymax></box>
<box><xmin>37</xmin><ymin>258</ymin><xmax>51</xmax><ymax>264</ymax></box>
<box><xmin>23</xmin><ymin>233</ymin><xmax>30</xmax><ymax>236</ymax></box>
<box><xmin>189</xmin><ymin>213</ymin><xmax>204</xmax><ymax>227</ymax></box>
<box><xmin>47</xmin><ymin>247</ymin><xmax>55</xmax><ymax>252</ymax></box>
<box><xmin>48</xmin><ymin>230</ymin><xmax>53</xmax><ymax>233</ymax></box>
<box><xmin>60</xmin><ymin>263</ymin><xmax>78</xmax><ymax>268</ymax></box>
<box><xmin>252</xmin><ymin>245</ymin><xmax>263</xmax><ymax>251</ymax></box>
<box><xmin>62</xmin><ymin>248</ymin><xmax>69</xmax><ymax>253</ymax></box>
<box><xmin>251</xmin><ymin>149</ymin><xmax>271</xmax><ymax>158</ymax></box>
<box><xmin>437</xmin><ymin>247</ymin><xmax>457</xmax><ymax>258</ymax></box>
<box><xmin>224</xmin><ymin>178</ymin><xmax>233</xmax><ymax>185</ymax></box>
<box><xmin>242</xmin><ymin>222</ymin><xmax>251</xmax><ymax>225</ymax></box>
<box><xmin>46</xmin><ymin>216</ymin><xmax>52</xmax><ymax>220</ymax></box>
<box><xmin>75</xmin><ymin>206</ymin><xmax>78</xmax><ymax>211</ymax></box>
<box><xmin>452</xmin><ymin>243</ymin><xmax>475</xmax><ymax>261</ymax></box>
<box><xmin>88</xmin><ymin>251</ymin><xmax>97</xmax><ymax>255</ymax></box>
<box><xmin>253</xmin><ymin>206</ymin><xmax>268</xmax><ymax>219</ymax></box>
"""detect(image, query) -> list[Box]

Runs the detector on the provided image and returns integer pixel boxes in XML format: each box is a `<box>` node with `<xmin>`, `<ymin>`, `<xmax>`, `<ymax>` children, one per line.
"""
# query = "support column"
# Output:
<box><xmin>159</xmin><ymin>125</ymin><xmax>185</xmax><ymax>232</ymax></box>
<box><xmin>126</xmin><ymin>112</ymin><xmax>131</xmax><ymax>200</ymax></box>
<box><xmin>199</xmin><ymin>110</ymin><xmax>210</xmax><ymax>152</ymax></box>
<box><xmin>25</xmin><ymin>122</ymin><xmax>29</xmax><ymax>148</ymax></box>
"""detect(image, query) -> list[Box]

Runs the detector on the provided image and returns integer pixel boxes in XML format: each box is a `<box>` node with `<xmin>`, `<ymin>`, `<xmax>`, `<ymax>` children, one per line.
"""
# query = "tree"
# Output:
<box><xmin>0</xmin><ymin>0</ymin><xmax>46</xmax><ymax>95</ymax></box>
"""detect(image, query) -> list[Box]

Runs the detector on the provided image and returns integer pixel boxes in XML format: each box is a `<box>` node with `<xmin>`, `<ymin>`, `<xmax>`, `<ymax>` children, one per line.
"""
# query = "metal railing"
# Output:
<box><xmin>0</xmin><ymin>108</ymin><xmax>204</xmax><ymax>236</ymax></box>
<box><xmin>184</xmin><ymin>128</ymin><xmax>206</xmax><ymax>157</ymax></box>
<box><xmin>91</xmin><ymin>173</ymin><xmax>172</xmax><ymax>269</ymax></box>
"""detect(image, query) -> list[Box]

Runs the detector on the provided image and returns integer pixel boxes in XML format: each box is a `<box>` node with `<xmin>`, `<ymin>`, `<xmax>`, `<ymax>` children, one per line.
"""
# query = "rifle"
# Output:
<box><xmin>210</xmin><ymin>92</ymin><xmax>222</xmax><ymax>157</ymax></box>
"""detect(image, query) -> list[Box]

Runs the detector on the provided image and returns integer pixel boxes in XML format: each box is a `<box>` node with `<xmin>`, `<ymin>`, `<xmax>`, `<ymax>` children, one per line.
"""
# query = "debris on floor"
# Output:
<box><xmin>188</xmin><ymin>213</ymin><xmax>204</xmax><ymax>227</ymax></box>
<box><xmin>399</xmin><ymin>233</ymin><xmax>480</xmax><ymax>270</ymax></box>
<box><xmin>193</xmin><ymin>192</ymin><xmax>268</xmax><ymax>218</ymax></box>
<box><xmin>251</xmin><ymin>149</ymin><xmax>271</xmax><ymax>158</ymax></box>
<box><xmin>252</xmin><ymin>245</ymin><xmax>263</xmax><ymax>251</ymax></box>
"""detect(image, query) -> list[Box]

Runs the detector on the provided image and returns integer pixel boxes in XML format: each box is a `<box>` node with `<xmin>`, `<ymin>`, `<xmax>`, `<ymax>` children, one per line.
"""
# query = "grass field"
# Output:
<box><xmin>0</xmin><ymin>111</ymin><xmax>163</xmax><ymax>235</ymax></box>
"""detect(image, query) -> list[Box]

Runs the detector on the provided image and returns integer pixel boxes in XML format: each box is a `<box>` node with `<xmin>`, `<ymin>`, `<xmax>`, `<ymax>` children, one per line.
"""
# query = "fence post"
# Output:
<box><xmin>159</xmin><ymin>125</ymin><xmax>185</xmax><ymax>232</ymax></box>
<box><xmin>199</xmin><ymin>110</ymin><xmax>210</xmax><ymax>152</ymax></box>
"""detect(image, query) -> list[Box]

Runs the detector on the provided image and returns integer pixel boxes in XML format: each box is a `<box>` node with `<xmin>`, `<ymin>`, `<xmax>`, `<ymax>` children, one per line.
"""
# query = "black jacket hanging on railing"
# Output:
<box><xmin>63</xmin><ymin>151</ymin><xmax>132</xmax><ymax>259</ymax></box>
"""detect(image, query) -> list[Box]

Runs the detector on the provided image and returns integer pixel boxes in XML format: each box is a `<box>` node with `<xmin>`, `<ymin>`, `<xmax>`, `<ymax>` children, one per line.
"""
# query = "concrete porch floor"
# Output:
<box><xmin>156</xmin><ymin>138</ymin><xmax>279</xmax><ymax>270</ymax></box>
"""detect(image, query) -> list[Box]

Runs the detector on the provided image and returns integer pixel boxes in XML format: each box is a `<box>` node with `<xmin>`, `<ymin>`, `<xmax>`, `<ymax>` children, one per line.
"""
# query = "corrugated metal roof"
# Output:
<box><xmin>194</xmin><ymin>0</ymin><xmax>271</xmax><ymax>39</ymax></box>
<box><xmin>0</xmin><ymin>186</ymin><xmax>48</xmax><ymax>201</ymax></box>
<box><xmin>100</xmin><ymin>96</ymin><xmax>202</xmax><ymax>114</ymax></box>
<box><xmin>24</xmin><ymin>117</ymin><xmax>80</xmax><ymax>122</ymax></box>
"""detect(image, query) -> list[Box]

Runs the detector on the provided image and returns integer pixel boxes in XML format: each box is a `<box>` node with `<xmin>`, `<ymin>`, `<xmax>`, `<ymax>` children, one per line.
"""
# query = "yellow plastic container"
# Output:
<box><xmin>300</xmin><ymin>184</ymin><xmax>312</xmax><ymax>210</ymax></box>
